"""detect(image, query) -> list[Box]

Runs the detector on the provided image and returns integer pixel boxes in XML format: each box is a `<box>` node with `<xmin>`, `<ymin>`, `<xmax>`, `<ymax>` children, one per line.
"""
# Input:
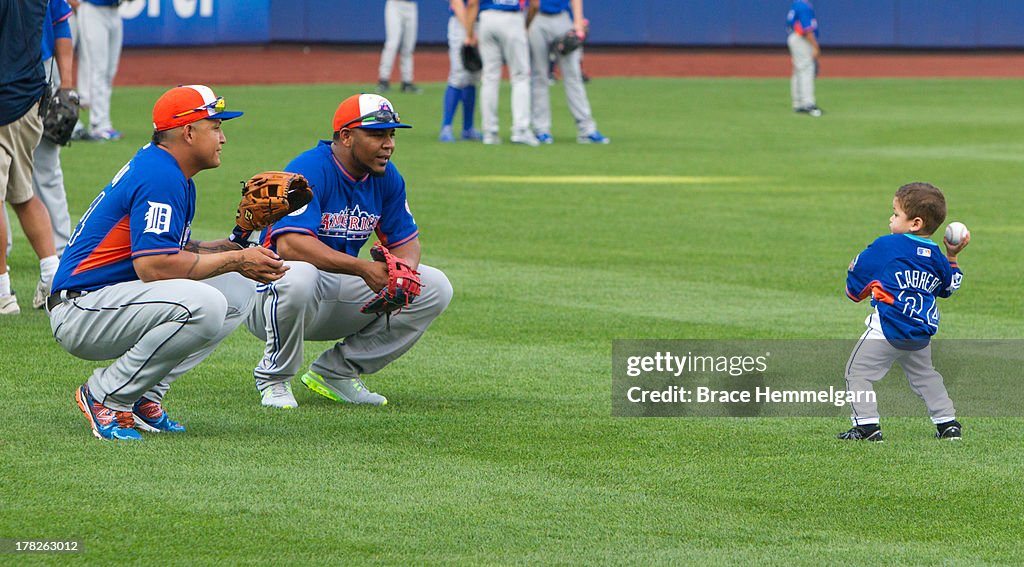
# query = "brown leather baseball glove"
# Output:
<box><xmin>235</xmin><ymin>171</ymin><xmax>313</xmax><ymax>232</ymax></box>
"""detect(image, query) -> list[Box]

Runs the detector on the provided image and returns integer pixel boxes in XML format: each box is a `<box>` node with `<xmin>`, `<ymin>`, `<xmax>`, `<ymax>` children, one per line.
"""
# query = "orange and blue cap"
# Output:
<box><xmin>332</xmin><ymin>93</ymin><xmax>411</xmax><ymax>131</ymax></box>
<box><xmin>152</xmin><ymin>85</ymin><xmax>244</xmax><ymax>132</ymax></box>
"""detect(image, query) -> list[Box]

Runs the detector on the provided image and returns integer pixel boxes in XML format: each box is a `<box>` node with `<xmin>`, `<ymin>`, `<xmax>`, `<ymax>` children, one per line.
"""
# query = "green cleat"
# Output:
<box><xmin>300</xmin><ymin>371</ymin><xmax>387</xmax><ymax>406</ymax></box>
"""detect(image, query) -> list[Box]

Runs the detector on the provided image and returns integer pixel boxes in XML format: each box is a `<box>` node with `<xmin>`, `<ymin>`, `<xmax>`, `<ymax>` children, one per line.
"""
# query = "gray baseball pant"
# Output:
<box><xmin>50</xmin><ymin>273</ymin><xmax>256</xmax><ymax>411</ymax></box>
<box><xmin>447</xmin><ymin>15</ymin><xmax>480</xmax><ymax>88</ymax></box>
<box><xmin>528</xmin><ymin>12</ymin><xmax>597</xmax><ymax>137</ymax></box>
<box><xmin>77</xmin><ymin>2</ymin><xmax>122</xmax><ymax>132</ymax></box>
<box><xmin>844</xmin><ymin>313</ymin><xmax>956</xmax><ymax>426</ymax></box>
<box><xmin>478</xmin><ymin>9</ymin><xmax>532</xmax><ymax>139</ymax></box>
<box><xmin>247</xmin><ymin>261</ymin><xmax>452</xmax><ymax>386</ymax></box>
<box><xmin>787</xmin><ymin>32</ymin><xmax>816</xmax><ymax>110</ymax></box>
<box><xmin>378</xmin><ymin>0</ymin><xmax>418</xmax><ymax>84</ymax></box>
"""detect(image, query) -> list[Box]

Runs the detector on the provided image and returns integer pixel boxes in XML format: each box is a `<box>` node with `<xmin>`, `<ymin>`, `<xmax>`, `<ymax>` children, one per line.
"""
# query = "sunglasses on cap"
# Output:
<box><xmin>340</xmin><ymin>109</ymin><xmax>401</xmax><ymax>129</ymax></box>
<box><xmin>172</xmin><ymin>96</ymin><xmax>226</xmax><ymax>119</ymax></box>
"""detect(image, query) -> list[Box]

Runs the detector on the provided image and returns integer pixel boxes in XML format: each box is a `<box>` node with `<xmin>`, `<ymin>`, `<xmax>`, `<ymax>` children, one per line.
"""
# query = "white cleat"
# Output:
<box><xmin>0</xmin><ymin>294</ymin><xmax>19</xmax><ymax>315</ymax></box>
<box><xmin>259</xmin><ymin>381</ymin><xmax>297</xmax><ymax>409</ymax></box>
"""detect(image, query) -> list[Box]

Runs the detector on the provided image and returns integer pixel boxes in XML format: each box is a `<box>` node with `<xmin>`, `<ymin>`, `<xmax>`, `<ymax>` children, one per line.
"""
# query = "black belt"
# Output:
<box><xmin>46</xmin><ymin>290</ymin><xmax>84</xmax><ymax>312</ymax></box>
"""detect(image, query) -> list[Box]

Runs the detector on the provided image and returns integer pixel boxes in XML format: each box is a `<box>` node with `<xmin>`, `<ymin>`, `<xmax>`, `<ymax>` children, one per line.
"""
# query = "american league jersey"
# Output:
<box><xmin>264</xmin><ymin>141</ymin><xmax>418</xmax><ymax>256</ymax></box>
<box><xmin>846</xmin><ymin>234</ymin><xmax>963</xmax><ymax>346</ymax></box>
<box><xmin>52</xmin><ymin>144</ymin><xmax>196</xmax><ymax>293</ymax></box>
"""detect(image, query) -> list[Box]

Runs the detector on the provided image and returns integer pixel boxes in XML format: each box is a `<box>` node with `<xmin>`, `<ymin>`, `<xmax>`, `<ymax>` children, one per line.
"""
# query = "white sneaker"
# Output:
<box><xmin>259</xmin><ymin>381</ymin><xmax>297</xmax><ymax>409</ymax></box>
<box><xmin>510</xmin><ymin>132</ymin><xmax>540</xmax><ymax>147</ymax></box>
<box><xmin>482</xmin><ymin>133</ymin><xmax>501</xmax><ymax>145</ymax></box>
<box><xmin>32</xmin><ymin>278</ymin><xmax>51</xmax><ymax>310</ymax></box>
<box><xmin>0</xmin><ymin>294</ymin><xmax>19</xmax><ymax>315</ymax></box>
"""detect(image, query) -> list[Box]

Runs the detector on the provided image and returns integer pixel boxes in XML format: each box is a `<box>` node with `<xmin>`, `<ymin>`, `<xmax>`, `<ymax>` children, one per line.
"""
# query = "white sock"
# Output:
<box><xmin>40</xmin><ymin>255</ymin><xmax>59</xmax><ymax>283</ymax></box>
<box><xmin>0</xmin><ymin>272</ymin><xmax>10</xmax><ymax>296</ymax></box>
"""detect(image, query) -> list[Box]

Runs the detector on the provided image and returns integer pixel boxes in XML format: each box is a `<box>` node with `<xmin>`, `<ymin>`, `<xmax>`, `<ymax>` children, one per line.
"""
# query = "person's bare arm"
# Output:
<box><xmin>276</xmin><ymin>232</ymin><xmax>389</xmax><ymax>292</ymax></box>
<box><xmin>133</xmin><ymin>247</ymin><xmax>287</xmax><ymax>284</ymax></box>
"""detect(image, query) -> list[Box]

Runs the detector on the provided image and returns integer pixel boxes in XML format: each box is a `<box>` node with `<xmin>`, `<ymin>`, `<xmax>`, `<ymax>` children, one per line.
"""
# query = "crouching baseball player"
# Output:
<box><xmin>246</xmin><ymin>93</ymin><xmax>453</xmax><ymax>409</ymax></box>
<box><xmin>49</xmin><ymin>85</ymin><xmax>288</xmax><ymax>441</ymax></box>
<box><xmin>839</xmin><ymin>182</ymin><xmax>969</xmax><ymax>442</ymax></box>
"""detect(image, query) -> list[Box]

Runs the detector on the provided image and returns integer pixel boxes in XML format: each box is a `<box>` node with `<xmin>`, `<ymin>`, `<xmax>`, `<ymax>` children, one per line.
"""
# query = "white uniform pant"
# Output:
<box><xmin>247</xmin><ymin>261</ymin><xmax>453</xmax><ymax>385</ymax></box>
<box><xmin>478</xmin><ymin>10</ymin><xmax>532</xmax><ymax>138</ymax></box>
<box><xmin>447</xmin><ymin>15</ymin><xmax>480</xmax><ymax>88</ymax></box>
<box><xmin>787</xmin><ymin>32</ymin><xmax>816</xmax><ymax>110</ymax></box>
<box><xmin>378</xmin><ymin>0</ymin><xmax>418</xmax><ymax>84</ymax></box>
<box><xmin>528</xmin><ymin>12</ymin><xmax>597</xmax><ymax>137</ymax></box>
<box><xmin>50</xmin><ymin>274</ymin><xmax>256</xmax><ymax>411</ymax></box>
<box><xmin>77</xmin><ymin>2</ymin><xmax>122</xmax><ymax>132</ymax></box>
<box><xmin>844</xmin><ymin>313</ymin><xmax>956</xmax><ymax>426</ymax></box>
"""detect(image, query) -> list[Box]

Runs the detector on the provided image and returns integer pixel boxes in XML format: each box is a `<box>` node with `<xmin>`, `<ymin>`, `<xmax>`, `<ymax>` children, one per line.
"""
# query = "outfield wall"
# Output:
<box><xmin>122</xmin><ymin>0</ymin><xmax>1024</xmax><ymax>49</ymax></box>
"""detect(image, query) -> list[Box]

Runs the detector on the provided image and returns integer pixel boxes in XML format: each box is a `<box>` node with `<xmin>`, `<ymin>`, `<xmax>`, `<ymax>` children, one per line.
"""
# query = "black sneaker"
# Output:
<box><xmin>837</xmin><ymin>425</ymin><xmax>883</xmax><ymax>442</ymax></box>
<box><xmin>936</xmin><ymin>420</ymin><xmax>962</xmax><ymax>440</ymax></box>
<box><xmin>401</xmin><ymin>82</ymin><xmax>422</xmax><ymax>94</ymax></box>
<box><xmin>376</xmin><ymin>80</ymin><xmax>390</xmax><ymax>93</ymax></box>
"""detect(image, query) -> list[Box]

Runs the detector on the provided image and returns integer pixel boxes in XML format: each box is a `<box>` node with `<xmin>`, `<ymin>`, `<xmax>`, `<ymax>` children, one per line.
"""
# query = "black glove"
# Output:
<box><xmin>41</xmin><ymin>88</ymin><xmax>80</xmax><ymax>146</ymax></box>
<box><xmin>461</xmin><ymin>44</ymin><xmax>483</xmax><ymax>73</ymax></box>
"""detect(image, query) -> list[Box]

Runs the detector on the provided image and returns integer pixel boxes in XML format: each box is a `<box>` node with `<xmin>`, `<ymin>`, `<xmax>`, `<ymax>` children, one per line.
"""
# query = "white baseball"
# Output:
<box><xmin>944</xmin><ymin>221</ymin><xmax>969</xmax><ymax>245</ymax></box>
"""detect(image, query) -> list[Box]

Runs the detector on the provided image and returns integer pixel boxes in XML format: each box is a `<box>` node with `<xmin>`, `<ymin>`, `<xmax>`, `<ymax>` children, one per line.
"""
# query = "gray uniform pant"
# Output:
<box><xmin>478</xmin><ymin>9</ymin><xmax>532</xmax><ymax>139</ymax></box>
<box><xmin>77</xmin><ymin>2</ymin><xmax>122</xmax><ymax>132</ymax></box>
<box><xmin>528</xmin><ymin>12</ymin><xmax>597</xmax><ymax>137</ymax></box>
<box><xmin>247</xmin><ymin>261</ymin><xmax>453</xmax><ymax>385</ymax></box>
<box><xmin>4</xmin><ymin>60</ymin><xmax>70</xmax><ymax>258</ymax></box>
<box><xmin>447</xmin><ymin>16</ymin><xmax>480</xmax><ymax>88</ymax></box>
<box><xmin>844</xmin><ymin>313</ymin><xmax>956</xmax><ymax>426</ymax></box>
<box><xmin>49</xmin><ymin>273</ymin><xmax>256</xmax><ymax>411</ymax></box>
<box><xmin>378</xmin><ymin>0</ymin><xmax>418</xmax><ymax>84</ymax></box>
<box><xmin>787</xmin><ymin>32</ymin><xmax>816</xmax><ymax>110</ymax></box>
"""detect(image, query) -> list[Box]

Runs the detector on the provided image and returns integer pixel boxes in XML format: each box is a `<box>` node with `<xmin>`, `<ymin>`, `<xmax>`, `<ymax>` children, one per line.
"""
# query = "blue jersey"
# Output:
<box><xmin>480</xmin><ymin>0</ymin><xmax>522</xmax><ymax>12</ymax></box>
<box><xmin>786</xmin><ymin>1</ymin><xmax>818</xmax><ymax>39</ymax></box>
<box><xmin>53</xmin><ymin>144</ymin><xmax>196</xmax><ymax>293</ymax></box>
<box><xmin>539</xmin><ymin>0</ymin><xmax>567</xmax><ymax>14</ymax></box>
<box><xmin>264</xmin><ymin>141</ymin><xmax>418</xmax><ymax>256</ymax></box>
<box><xmin>846</xmin><ymin>234</ymin><xmax>962</xmax><ymax>347</ymax></box>
<box><xmin>42</xmin><ymin>0</ymin><xmax>73</xmax><ymax>63</ymax></box>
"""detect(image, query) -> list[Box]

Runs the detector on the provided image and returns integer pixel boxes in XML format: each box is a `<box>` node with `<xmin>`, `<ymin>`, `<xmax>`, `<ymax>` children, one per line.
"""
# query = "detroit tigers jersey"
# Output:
<box><xmin>264</xmin><ymin>141</ymin><xmax>418</xmax><ymax>257</ymax></box>
<box><xmin>52</xmin><ymin>144</ymin><xmax>196</xmax><ymax>293</ymax></box>
<box><xmin>480</xmin><ymin>0</ymin><xmax>522</xmax><ymax>12</ymax></box>
<box><xmin>786</xmin><ymin>1</ymin><xmax>818</xmax><ymax>38</ymax></box>
<box><xmin>846</xmin><ymin>234</ymin><xmax>962</xmax><ymax>347</ymax></box>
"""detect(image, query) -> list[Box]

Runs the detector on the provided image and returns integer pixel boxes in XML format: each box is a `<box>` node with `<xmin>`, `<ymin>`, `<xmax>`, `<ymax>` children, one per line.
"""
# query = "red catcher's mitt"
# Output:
<box><xmin>361</xmin><ymin>242</ymin><xmax>422</xmax><ymax>316</ymax></box>
<box><xmin>235</xmin><ymin>171</ymin><xmax>313</xmax><ymax>232</ymax></box>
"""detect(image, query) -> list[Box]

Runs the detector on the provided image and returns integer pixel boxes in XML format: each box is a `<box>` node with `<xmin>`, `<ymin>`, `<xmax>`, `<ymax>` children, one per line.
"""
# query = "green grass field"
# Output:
<box><xmin>2</xmin><ymin>78</ymin><xmax>1022</xmax><ymax>565</ymax></box>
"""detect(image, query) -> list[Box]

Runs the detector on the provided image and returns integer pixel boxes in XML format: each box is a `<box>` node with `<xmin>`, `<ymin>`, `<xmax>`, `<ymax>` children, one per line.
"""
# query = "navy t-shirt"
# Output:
<box><xmin>0</xmin><ymin>0</ymin><xmax>47</xmax><ymax>126</ymax></box>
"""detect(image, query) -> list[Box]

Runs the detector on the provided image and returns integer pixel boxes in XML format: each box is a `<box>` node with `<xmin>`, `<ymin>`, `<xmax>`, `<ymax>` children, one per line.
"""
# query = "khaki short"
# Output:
<box><xmin>0</xmin><ymin>101</ymin><xmax>44</xmax><ymax>205</ymax></box>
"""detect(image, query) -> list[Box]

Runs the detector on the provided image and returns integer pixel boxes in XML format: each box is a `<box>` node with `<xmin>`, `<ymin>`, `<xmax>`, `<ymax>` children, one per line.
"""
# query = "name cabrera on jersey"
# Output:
<box><xmin>51</xmin><ymin>144</ymin><xmax>195</xmax><ymax>293</ymax></box>
<box><xmin>263</xmin><ymin>141</ymin><xmax>418</xmax><ymax>257</ymax></box>
<box><xmin>846</xmin><ymin>233</ymin><xmax>962</xmax><ymax>345</ymax></box>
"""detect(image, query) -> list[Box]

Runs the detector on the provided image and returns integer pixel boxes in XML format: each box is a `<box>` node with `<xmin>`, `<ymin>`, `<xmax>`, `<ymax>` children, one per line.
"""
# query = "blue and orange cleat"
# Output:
<box><xmin>75</xmin><ymin>384</ymin><xmax>142</xmax><ymax>441</ymax></box>
<box><xmin>133</xmin><ymin>398</ymin><xmax>186</xmax><ymax>433</ymax></box>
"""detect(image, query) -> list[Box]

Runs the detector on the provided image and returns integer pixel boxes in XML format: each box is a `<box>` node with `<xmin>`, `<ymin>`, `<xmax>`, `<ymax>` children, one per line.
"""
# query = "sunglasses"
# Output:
<box><xmin>340</xmin><ymin>109</ymin><xmax>401</xmax><ymax>129</ymax></box>
<box><xmin>172</xmin><ymin>96</ymin><xmax>226</xmax><ymax>119</ymax></box>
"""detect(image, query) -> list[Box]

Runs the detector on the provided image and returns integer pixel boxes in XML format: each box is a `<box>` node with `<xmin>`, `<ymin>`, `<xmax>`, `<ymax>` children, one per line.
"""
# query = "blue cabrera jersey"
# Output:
<box><xmin>786</xmin><ymin>1</ymin><xmax>818</xmax><ymax>38</ymax></box>
<box><xmin>52</xmin><ymin>144</ymin><xmax>195</xmax><ymax>293</ymax></box>
<box><xmin>480</xmin><ymin>0</ymin><xmax>522</xmax><ymax>12</ymax></box>
<box><xmin>264</xmin><ymin>141</ymin><xmax>418</xmax><ymax>256</ymax></box>
<box><xmin>846</xmin><ymin>234</ymin><xmax>963</xmax><ymax>346</ymax></box>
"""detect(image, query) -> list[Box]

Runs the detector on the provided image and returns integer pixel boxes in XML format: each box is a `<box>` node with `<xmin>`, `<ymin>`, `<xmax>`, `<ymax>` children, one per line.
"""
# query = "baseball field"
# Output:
<box><xmin>2</xmin><ymin>71</ymin><xmax>1023</xmax><ymax>564</ymax></box>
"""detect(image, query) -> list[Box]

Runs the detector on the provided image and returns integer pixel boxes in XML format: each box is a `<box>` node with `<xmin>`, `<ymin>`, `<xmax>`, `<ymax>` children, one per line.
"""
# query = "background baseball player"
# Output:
<box><xmin>839</xmin><ymin>182</ymin><xmax>968</xmax><ymax>442</ymax></box>
<box><xmin>50</xmin><ymin>85</ymin><xmax>288</xmax><ymax>441</ymax></box>
<box><xmin>439</xmin><ymin>0</ymin><xmax>482</xmax><ymax>142</ymax></box>
<box><xmin>465</xmin><ymin>0</ymin><xmax>540</xmax><ymax>146</ymax></box>
<box><xmin>528</xmin><ymin>0</ymin><xmax>608</xmax><ymax>144</ymax></box>
<box><xmin>0</xmin><ymin>1</ymin><xmax>60</xmax><ymax>316</ymax></box>
<box><xmin>786</xmin><ymin>0</ymin><xmax>823</xmax><ymax>116</ymax></box>
<box><xmin>76</xmin><ymin>0</ymin><xmax>131</xmax><ymax>140</ymax></box>
<box><xmin>246</xmin><ymin>93</ymin><xmax>453</xmax><ymax>409</ymax></box>
<box><xmin>377</xmin><ymin>0</ymin><xmax>422</xmax><ymax>94</ymax></box>
<box><xmin>4</xmin><ymin>0</ymin><xmax>76</xmax><ymax>268</ymax></box>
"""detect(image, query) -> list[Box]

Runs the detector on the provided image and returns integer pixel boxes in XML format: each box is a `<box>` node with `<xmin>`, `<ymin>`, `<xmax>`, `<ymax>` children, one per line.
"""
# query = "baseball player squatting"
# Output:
<box><xmin>50</xmin><ymin>85</ymin><xmax>288</xmax><ymax>441</ymax></box>
<box><xmin>839</xmin><ymin>183</ymin><xmax>969</xmax><ymax>442</ymax></box>
<box><xmin>528</xmin><ymin>0</ymin><xmax>608</xmax><ymax>144</ymax></box>
<box><xmin>439</xmin><ymin>0</ymin><xmax>483</xmax><ymax>143</ymax></box>
<box><xmin>377</xmin><ymin>0</ymin><xmax>422</xmax><ymax>94</ymax></box>
<box><xmin>246</xmin><ymin>93</ymin><xmax>453</xmax><ymax>409</ymax></box>
<box><xmin>465</xmin><ymin>0</ymin><xmax>541</xmax><ymax>146</ymax></box>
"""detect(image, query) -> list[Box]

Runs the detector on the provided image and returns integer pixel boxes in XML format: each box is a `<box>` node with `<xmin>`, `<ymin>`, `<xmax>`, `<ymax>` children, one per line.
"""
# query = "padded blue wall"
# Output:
<box><xmin>122</xmin><ymin>1</ymin><xmax>1024</xmax><ymax>49</ymax></box>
